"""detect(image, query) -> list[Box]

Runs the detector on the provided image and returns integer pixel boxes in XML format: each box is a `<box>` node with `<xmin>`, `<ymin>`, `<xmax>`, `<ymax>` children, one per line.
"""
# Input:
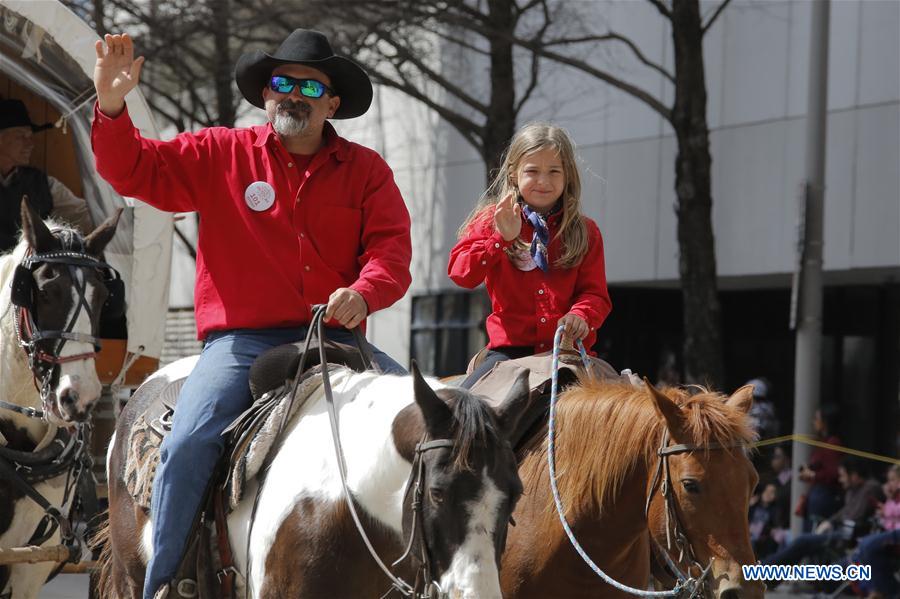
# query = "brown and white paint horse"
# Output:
<box><xmin>501</xmin><ymin>380</ymin><xmax>765</xmax><ymax>599</ymax></box>
<box><xmin>0</xmin><ymin>200</ymin><xmax>120</xmax><ymax>598</ymax></box>
<box><xmin>99</xmin><ymin>362</ymin><xmax>531</xmax><ymax>598</ymax></box>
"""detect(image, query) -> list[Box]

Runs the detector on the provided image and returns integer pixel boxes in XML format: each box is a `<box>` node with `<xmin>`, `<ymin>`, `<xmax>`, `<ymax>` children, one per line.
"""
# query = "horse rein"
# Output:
<box><xmin>12</xmin><ymin>250</ymin><xmax>116</xmax><ymax>418</ymax></box>
<box><xmin>0</xmin><ymin>409</ymin><xmax>89</xmax><ymax>564</ymax></box>
<box><xmin>643</xmin><ymin>431</ymin><xmax>732</xmax><ymax>596</ymax></box>
<box><xmin>1</xmin><ymin>247</ymin><xmax>115</xmax><ymax>574</ymax></box>
<box><xmin>243</xmin><ymin>306</ymin><xmax>448</xmax><ymax>599</ymax></box>
<box><xmin>547</xmin><ymin>325</ymin><xmax>711</xmax><ymax>598</ymax></box>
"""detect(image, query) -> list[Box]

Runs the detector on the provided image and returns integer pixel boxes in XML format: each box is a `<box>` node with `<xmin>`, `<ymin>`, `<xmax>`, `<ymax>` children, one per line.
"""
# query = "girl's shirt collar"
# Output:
<box><xmin>518</xmin><ymin>199</ymin><xmax>563</xmax><ymax>225</ymax></box>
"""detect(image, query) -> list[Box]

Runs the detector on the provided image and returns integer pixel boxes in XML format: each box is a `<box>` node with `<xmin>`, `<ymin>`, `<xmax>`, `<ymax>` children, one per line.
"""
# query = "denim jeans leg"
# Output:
<box><xmin>460</xmin><ymin>350</ymin><xmax>513</xmax><ymax>388</ymax></box>
<box><xmin>142</xmin><ymin>329</ymin><xmax>300</xmax><ymax>598</ymax></box>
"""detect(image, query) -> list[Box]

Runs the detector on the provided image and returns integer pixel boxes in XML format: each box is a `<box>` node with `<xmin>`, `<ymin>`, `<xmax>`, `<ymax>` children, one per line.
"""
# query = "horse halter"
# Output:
<box><xmin>392</xmin><ymin>436</ymin><xmax>455</xmax><ymax>599</ymax></box>
<box><xmin>10</xmin><ymin>249</ymin><xmax>123</xmax><ymax>418</ymax></box>
<box><xmin>301</xmin><ymin>307</ymin><xmax>451</xmax><ymax>599</ymax></box>
<box><xmin>644</xmin><ymin>430</ymin><xmax>738</xmax><ymax>597</ymax></box>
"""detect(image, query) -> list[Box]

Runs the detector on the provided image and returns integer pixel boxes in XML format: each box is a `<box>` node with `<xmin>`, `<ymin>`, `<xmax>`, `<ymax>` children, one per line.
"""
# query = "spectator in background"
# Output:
<box><xmin>0</xmin><ymin>98</ymin><xmax>91</xmax><ymax>253</ymax></box>
<box><xmin>746</xmin><ymin>377</ymin><xmax>778</xmax><ymax>440</ymax></box>
<box><xmin>852</xmin><ymin>464</ymin><xmax>900</xmax><ymax>599</ymax></box>
<box><xmin>798</xmin><ymin>404</ymin><xmax>843</xmax><ymax>531</ymax></box>
<box><xmin>749</xmin><ymin>480</ymin><xmax>787</xmax><ymax>559</ymax></box>
<box><xmin>769</xmin><ymin>446</ymin><xmax>793</xmax><ymax>529</ymax></box>
<box><xmin>762</xmin><ymin>457</ymin><xmax>884</xmax><ymax>567</ymax></box>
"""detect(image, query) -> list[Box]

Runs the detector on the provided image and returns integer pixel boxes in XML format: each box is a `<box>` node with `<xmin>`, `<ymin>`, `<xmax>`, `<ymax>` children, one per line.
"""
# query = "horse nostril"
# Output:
<box><xmin>59</xmin><ymin>388</ymin><xmax>78</xmax><ymax>406</ymax></box>
<box><xmin>720</xmin><ymin>589</ymin><xmax>741</xmax><ymax>599</ymax></box>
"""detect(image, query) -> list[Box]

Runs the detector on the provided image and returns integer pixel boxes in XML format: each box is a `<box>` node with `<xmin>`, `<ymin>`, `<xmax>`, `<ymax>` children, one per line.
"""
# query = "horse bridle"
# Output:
<box><xmin>644</xmin><ymin>430</ymin><xmax>740</xmax><ymax>597</ymax></box>
<box><xmin>390</xmin><ymin>436</ymin><xmax>455</xmax><ymax>599</ymax></box>
<box><xmin>241</xmin><ymin>307</ymin><xmax>451</xmax><ymax>599</ymax></box>
<box><xmin>10</xmin><ymin>249</ymin><xmax>122</xmax><ymax>417</ymax></box>
<box><xmin>0</xmin><ymin>248</ymin><xmax>116</xmax><ymax>581</ymax></box>
<box><xmin>547</xmin><ymin>326</ymin><xmax>723</xmax><ymax>598</ymax></box>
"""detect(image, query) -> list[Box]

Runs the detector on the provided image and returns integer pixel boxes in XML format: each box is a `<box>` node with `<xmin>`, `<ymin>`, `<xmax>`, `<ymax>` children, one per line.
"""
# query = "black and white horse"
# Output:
<box><xmin>0</xmin><ymin>199</ymin><xmax>120</xmax><ymax>598</ymax></box>
<box><xmin>99</xmin><ymin>355</ymin><xmax>535</xmax><ymax>598</ymax></box>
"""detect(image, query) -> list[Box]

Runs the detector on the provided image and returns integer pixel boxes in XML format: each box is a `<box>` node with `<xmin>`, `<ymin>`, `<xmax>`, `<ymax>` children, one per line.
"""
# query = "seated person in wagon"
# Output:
<box><xmin>0</xmin><ymin>98</ymin><xmax>91</xmax><ymax>253</ymax></box>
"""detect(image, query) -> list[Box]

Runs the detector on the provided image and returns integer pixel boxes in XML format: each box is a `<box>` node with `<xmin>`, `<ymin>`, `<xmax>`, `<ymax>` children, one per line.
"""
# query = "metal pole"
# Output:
<box><xmin>791</xmin><ymin>0</ymin><xmax>830</xmax><ymax>538</ymax></box>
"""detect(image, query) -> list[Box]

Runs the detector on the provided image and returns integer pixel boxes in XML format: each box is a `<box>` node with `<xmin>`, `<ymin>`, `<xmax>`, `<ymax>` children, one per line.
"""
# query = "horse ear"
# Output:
<box><xmin>726</xmin><ymin>385</ymin><xmax>754</xmax><ymax>415</ymax></box>
<box><xmin>494</xmin><ymin>368</ymin><xmax>541</xmax><ymax>449</ymax></box>
<box><xmin>645</xmin><ymin>378</ymin><xmax>685</xmax><ymax>433</ymax></box>
<box><xmin>20</xmin><ymin>197</ymin><xmax>56</xmax><ymax>252</ymax></box>
<box><xmin>85</xmin><ymin>208</ymin><xmax>123</xmax><ymax>256</ymax></box>
<box><xmin>411</xmin><ymin>361</ymin><xmax>453</xmax><ymax>433</ymax></box>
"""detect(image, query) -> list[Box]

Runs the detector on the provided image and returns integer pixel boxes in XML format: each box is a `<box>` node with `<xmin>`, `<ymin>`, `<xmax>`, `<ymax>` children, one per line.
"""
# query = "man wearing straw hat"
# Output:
<box><xmin>92</xmin><ymin>29</ymin><xmax>411</xmax><ymax>598</ymax></box>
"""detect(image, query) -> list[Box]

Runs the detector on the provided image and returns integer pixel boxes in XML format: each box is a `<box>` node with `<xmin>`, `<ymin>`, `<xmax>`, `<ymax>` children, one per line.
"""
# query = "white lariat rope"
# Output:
<box><xmin>546</xmin><ymin>325</ymin><xmax>700</xmax><ymax>598</ymax></box>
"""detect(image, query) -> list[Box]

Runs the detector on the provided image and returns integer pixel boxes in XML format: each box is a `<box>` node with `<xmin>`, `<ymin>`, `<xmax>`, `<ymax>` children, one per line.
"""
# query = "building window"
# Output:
<box><xmin>410</xmin><ymin>290</ymin><xmax>490</xmax><ymax>376</ymax></box>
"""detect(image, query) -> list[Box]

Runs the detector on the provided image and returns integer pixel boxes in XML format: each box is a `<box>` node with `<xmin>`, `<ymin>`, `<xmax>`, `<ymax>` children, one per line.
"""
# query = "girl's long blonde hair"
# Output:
<box><xmin>459</xmin><ymin>122</ymin><xmax>588</xmax><ymax>268</ymax></box>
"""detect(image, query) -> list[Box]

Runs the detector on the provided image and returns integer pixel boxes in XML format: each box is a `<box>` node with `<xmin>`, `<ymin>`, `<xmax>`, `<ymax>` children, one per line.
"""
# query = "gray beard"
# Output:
<box><xmin>273</xmin><ymin>111</ymin><xmax>308</xmax><ymax>137</ymax></box>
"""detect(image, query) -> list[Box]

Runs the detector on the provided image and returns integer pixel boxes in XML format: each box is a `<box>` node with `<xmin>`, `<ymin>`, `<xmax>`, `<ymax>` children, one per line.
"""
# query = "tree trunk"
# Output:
<box><xmin>482</xmin><ymin>0</ymin><xmax>518</xmax><ymax>183</ymax></box>
<box><xmin>671</xmin><ymin>0</ymin><xmax>724</xmax><ymax>386</ymax></box>
<box><xmin>92</xmin><ymin>0</ymin><xmax>107</xmax><ymax>36</ymax></box>
<box><xmin>210</xmin><ymin>0</ymin><xmax>236</xmax><ymax>127</ymax></box>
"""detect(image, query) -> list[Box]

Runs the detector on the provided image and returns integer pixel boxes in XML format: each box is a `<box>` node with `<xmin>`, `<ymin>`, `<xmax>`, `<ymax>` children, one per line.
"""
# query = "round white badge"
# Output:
<box><xmin>244</xmin><ymin>181</ymin><xmax>276</xmax><ymax>212</ymax></box>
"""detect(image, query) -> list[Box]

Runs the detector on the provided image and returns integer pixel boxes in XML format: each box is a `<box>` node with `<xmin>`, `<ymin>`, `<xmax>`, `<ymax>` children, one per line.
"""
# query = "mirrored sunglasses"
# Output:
<box><xmin>268</xmin><ymin>76</ymin><xmax>334</xmax><ymax>98</ymax></box>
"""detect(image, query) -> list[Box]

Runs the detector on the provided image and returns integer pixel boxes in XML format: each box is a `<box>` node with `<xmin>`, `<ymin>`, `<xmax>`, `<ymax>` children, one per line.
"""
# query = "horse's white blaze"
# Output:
<box><xmin>241</xmin><ymin>369</ymin><xmax>429</xmax><ymax>597</ymax></box>
<box><xmin>439</xmin><ymin>471</ymin><xmax>505</xmax><ymax>599</ymax></box>
<box><xmin>54</xmin><ymin>273</ymin><xmax>101</xmax><ymax>418</ymax></box>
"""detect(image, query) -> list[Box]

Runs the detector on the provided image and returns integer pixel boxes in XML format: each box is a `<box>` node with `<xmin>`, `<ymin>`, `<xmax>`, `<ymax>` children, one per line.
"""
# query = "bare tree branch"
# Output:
<box><xmin>646</xmin><ymin>0</ymin><xmax>672</xmax><ymax>20</ymax></box>
<box><xmin>521</xmin><ymin>39</ymin><xmax>671</xmax><ymax>120</ymax></box>
<box><xmin>373</xmin><ymin>28</ymin><xmax>489</xmax><ymax>114</ymax></box>
<box><xmin>702</xmin><ymin>0</ymin><xmax>733</xmax><ymax>34</ymax></box>
<box><xmin>515</xmin><ymin>50</ymin><xmax>540</xmax><ymax>114</ymax></box>
<box><xmin>371</xmin><ymin>70</ymin><xmax>483</xmax><ymax>150</ymax></box>
<box><xmin>545</xmin><ymin>31</ymin><xmax>674</xmax><ymax>83</ymax></box>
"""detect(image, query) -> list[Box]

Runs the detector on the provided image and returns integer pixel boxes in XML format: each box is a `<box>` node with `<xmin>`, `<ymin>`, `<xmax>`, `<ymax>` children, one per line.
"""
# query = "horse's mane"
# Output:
<box><xmin>444</xmin><ymin>389</ymin><xmax>502</xmax><ymax>472</ymax></box>
<box><xmin>520</xmin><ymin>380</ymin><xmax>755</xmax><ymax>518</ymax></box>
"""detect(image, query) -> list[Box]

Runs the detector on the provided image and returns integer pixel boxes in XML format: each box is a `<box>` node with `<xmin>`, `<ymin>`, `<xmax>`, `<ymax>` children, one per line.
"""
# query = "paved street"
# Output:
<box><xmin>40</xmin><ymin>575</ymin><xmax>88</xmax><ymax>598</ymax></box>
<box><xmin>39</xmin><ymin>574</ymin><xmax>842</xmax><ymax>598</ymax></box>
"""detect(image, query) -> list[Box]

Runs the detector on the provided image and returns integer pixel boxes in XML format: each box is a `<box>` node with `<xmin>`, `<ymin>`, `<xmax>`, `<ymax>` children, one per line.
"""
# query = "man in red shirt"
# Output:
<box><xmin>92</xmin><ymin>29</ymin><xmax>411</xmax><ymax>598</ymax></box>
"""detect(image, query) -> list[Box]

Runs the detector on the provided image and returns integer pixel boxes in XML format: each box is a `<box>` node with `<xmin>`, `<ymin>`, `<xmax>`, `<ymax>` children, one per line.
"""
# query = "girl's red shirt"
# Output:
<box><xmin>448</xmin><ymin>208</ymin><xmax>611</xmax><ymax>352</ymax></box>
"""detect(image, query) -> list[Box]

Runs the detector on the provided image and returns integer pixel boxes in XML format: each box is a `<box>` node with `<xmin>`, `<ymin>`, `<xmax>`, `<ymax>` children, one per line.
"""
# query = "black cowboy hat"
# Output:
<box><xmin>235</xmin><ymin>29</ymin><xmax>373</xmax><ymax>119</ymax></box>
<box><xmin>0</xmin><ymin>99</ymin><xmax>53</xmax><ymax>132</ymax></box>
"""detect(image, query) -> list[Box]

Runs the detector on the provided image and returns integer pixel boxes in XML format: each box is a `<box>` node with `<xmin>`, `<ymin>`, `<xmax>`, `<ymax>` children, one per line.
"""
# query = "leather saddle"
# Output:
<box><xmin>145</xmin><ymin>337</ymin><xmax>374</xmax><ymax>439</ymax></box>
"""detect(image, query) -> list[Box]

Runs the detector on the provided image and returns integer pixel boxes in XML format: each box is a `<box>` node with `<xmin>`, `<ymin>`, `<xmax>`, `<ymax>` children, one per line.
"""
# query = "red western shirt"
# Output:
<box><xmin>91</xmin><ymin>106</ymin><xmax>412</xmax><ymax>339</ymax></box>
<box><xmin>448</xmin><ymin>209</ymin><xmax>611</xmax><ymax>352</ymax></box>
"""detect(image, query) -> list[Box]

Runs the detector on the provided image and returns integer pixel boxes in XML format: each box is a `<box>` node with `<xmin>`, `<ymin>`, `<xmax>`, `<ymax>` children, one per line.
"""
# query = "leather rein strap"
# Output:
<box><xmin>307</xmin><ymin>306</ymin><xmax>449</xmax><ymax>599</ymax></box>
<box><xmin>644</xmin><ymin>431</ymin><xmax>738</xmax><ymax>594</ymax></box>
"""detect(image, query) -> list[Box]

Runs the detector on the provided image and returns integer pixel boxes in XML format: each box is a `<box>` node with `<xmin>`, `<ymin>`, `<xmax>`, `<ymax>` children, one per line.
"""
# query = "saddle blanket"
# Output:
<box><xmin>124</xmin><ymin>372</ymin><xmax>326</xmax><ymax>512</ymax></box>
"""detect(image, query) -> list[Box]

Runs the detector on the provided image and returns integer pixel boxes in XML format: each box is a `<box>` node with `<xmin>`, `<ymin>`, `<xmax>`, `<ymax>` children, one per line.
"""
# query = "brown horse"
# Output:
<box><xmin>501</xmin><ymin>379</ymin><xmax>764</xmax><ymax>599</ymax></box>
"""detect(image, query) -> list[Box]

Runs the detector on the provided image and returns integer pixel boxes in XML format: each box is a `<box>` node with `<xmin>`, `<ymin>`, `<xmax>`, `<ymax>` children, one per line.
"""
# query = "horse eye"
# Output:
<box><xmin>681</xmin><ymin>479</ymin><xmax>701</xmax><ymax>494</ymax></box>
<box><xmin>429</xmin><ymin>488</ymin><xmax>445</xmax><ymax>505</ymax></box>
<box><xmin>40</xmin><ymin>266</ymin><xmax>60</xmax><ymax>281</ymax></box>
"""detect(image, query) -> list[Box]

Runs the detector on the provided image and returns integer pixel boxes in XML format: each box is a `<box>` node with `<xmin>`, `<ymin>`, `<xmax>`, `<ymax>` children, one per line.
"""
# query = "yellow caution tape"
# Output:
<box><xmin>753</xmin><ymin>433</ymin><xmax>900</xmax><ymax>466</ymax></box>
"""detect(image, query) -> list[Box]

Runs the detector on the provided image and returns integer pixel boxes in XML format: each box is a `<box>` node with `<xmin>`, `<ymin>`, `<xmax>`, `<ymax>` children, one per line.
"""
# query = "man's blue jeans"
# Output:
<box><xmin>142</xmin><ymin>327</ymin><xmax>405</xmax><ymax>598</ymax></box>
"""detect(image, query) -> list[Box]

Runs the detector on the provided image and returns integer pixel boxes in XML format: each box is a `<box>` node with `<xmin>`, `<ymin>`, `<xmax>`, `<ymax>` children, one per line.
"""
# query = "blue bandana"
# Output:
<box><xmin>521</xmin><ymin>204</ymin><xmax>550</xmax><ymax>272</ymax></box>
